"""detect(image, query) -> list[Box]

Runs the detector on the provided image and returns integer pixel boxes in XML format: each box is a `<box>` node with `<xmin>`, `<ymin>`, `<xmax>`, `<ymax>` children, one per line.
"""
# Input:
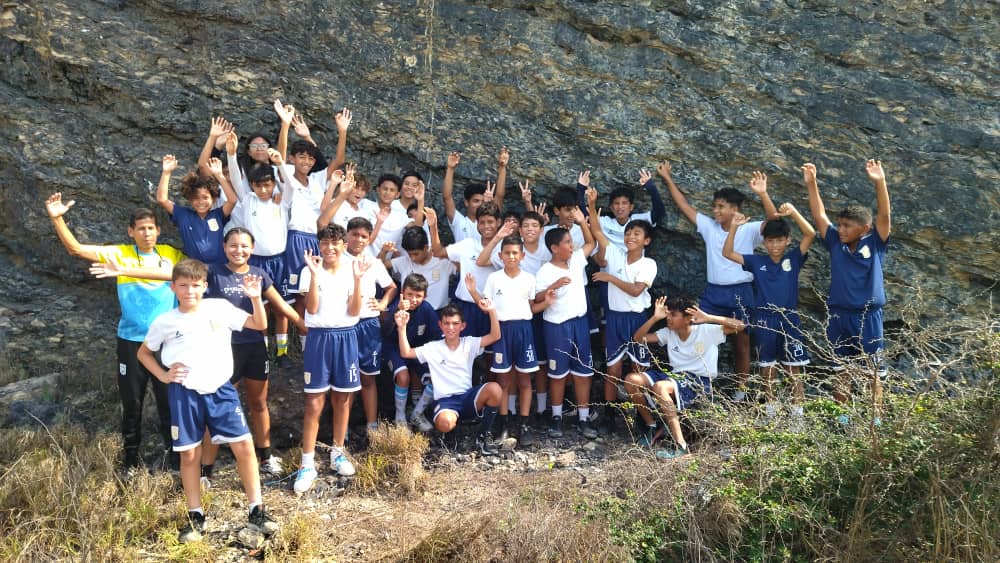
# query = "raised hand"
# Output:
<box><xmin>653</xmin><ymin>296</ymin><xmax>668</xmax><ymax>319</ymax></box>
<box><xmin>464</xmin><ymin>272</ymin><xmax>477</xmax><ymax>294</ymax></box>
<box><xmin>585</xmin><ymin>186</ymin><xmax>598</xmax><ymax>206</ymax></box>
<box><xmin>267</xmin><ymin>148</ymin><xmax>284</xmax><ymax>165</ymax></box>
<box><xmin>209</xmin><ymin>116</ymin><xmax>232</xmax><ymax>138</ymax></box>
<box><xmin>89</xmin><ymin>260</ymin><xmax>122</xmax><ymax>279</ymax></box>
<box><xmin>447</xmin><ymin>151</ymin><xmax>461</xmax><ymax>169</ymax></box>
<box><xmin>496</xmin><ymin>220</ymin><xmax>516</xmax><ymax>239</ymax></box>
<box><xmin>400</xmin><ymin>297</ymin><xmax>412</xmax><ymax>312</ymax></box>
<box><xmin>569</xmin><ymin>207</ymin><xmax>586</xmax><ymax>225</ymax></box>
<box><xmin>335</xmin><ymin>108</ymin><xmax>352</xmax><ymax>132</ymax></box>
<box><xmin>415</xmin><ymin>180</ymin><xmax>426</xmax><ymax>201</ymax></box>
<box><xmin>686</xmin><ymin>305</ymin><xmax>710</xmax><ymax>324</ymax></box>
<box><xmin>208</xmin><ymin>157</ymin><xmax>224</xmax><ymax>177</ymax></box>
<box><xmin>329</xmin><ymin>168</ymin><xmax>346</xmax><ymax>189</ymax></box>
<box><xmin>483</xmin><ymin>181</ymin><xmax>496</xmax><ymax>202</ymax></box>
<box><xmin>776</xmin><ymin>202</ymin><xmax>797</xmax><ymax>217</ymax></box>
<box><xmin>801</xmin><ymin>163</ymin><xmax>817</xmax><ymax>186</ymax></box>
<box><xmin>639</xmin><ymin>169</ymin><xmax>652</xmax><ymax>185</ymax></box>
<box><xmin>477</xmin><ymin>297</ymin><xmax>496</xmax><ymax>313</ymax></box>
<box><xmin>353</xmin><ymin>255</ymin><xmax>372</xmax><ymax>278</ymax></box>
<box><xmin>242</xmin><ymin>273</ymin><xmax>263</xmax><ymax>299</ymax></box>
<box><xmin>394</xmin><ymin>309</ymin><xmax>410</xmax><ymax>328</ymax></box>
<box><xmin>225</xmin><ymin>131</ymin><xmax>239</xmax><ymax>155</ymax></box>
<box><xmin>367</xmin><ymin>297</ymin><xmax>387</xmax><ymax>312</ymax></box>
<box><xmin>519</xmin><ymin>180</ymin><xmax>532</xmax><ymax>204</ymax></box>
<box><xmin>749</xmin><ymin>170</ymin><xmax>767</xmax><ymax>195</ymax></box>
<box><xmin>865</xmin><ymin>159</ymin><xmax>885</xmax><ymax>183</ymax></box>
<box><xmin>536</xmin><ymin>202</ymin><xmax>549</xmax><ymax>224</ymax></box>
<box><xmin>731</xmin><ymin>212</ymin><xmax>750</xmax><ymax>227</ymax></box>
<box><xmin>498</xmin><ymin>146</ymin><xmax>509</xmax><ymax>167</ymax></box>
<box><xmin>376</xmin><ymin>206</ymin><xmax>390</xmax><ymax>225</ymax></box>
<box><xmin>381</xmin><ymin>241</ymin><xmax>397</xmax><ymax>256</ymax></box>
<box><xmin>303</xmin><ymin>248</ymin><xmax>322</xmax><ymax>273</ymax></box>
<box><xmin>577</xmin><ymin>170</ymin><xmax>590</xmax><ymax>187</ymax></box>
<box><xmin>656</xmin><ymin>161</ymin><xmax>672</xmax><ymax>179</ymax></box>
<box><xmin>274</xmin><ymin>99</ymin><xmax>295</xmax><ymax>124</ymax></box>
<box><xmin>162</xmin><ymin>154</ymin><xmax>178</xmax><ymax>173</ymax></box>
<box><xmin>45</xmin><ymin>192</ymin><xmax>75</xmax><ymax>218</ymax></box>
<box><xmin>424</xmin><ymin>207</ymin><xmax>438</xmax><ymax>229</ymax></box>
<box><xmin>292</xmin><ymin>114</ymin><xmax>311</xmax><ymax>138</ymax></box>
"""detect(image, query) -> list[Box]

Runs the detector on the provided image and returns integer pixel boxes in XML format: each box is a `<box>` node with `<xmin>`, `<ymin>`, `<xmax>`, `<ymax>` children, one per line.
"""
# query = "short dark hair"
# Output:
<box><xmin>172</xmin><ymin>258</ymin><xmax>208</xmax><ymax>282</ymax></box>
<box><xmin>502</xmin><ymin>210</ymin><xmax>522</xmax><ymax>224</ymax></box>
<box><xmin>476</xmin><ymin>201</ymin><xmax>500</xmax><ymax>221</ymax></box>
<box><xmin>666</xmin><ymin>295</ymin><xmax>696</xmax><ymax>315</ymax></box>
<box><xmin>317</xmin><ymin>223</ymin><xmax>347</xmax><ymax>243</ymax></box>
<box><xmin>401</xmin><ymin>171</ymin><xmax>424</xmax><ymax>184</ymax></box>
<box><xmin>439</xmin><ymin>303</ymin><xmax>464</xmax><ymax>322</ymax></box>
<box><xmin>624</xmin><ymin>219</ymin><xmax>654</xmax><ymax>241</ymax></box>
<box><xmin>376</xmin><ymin>173</ymin><xmax>402</xmax><ymax>191</ymax></box>
<box><xmin>609</xmin><ymin>187</ymin><xmax>634</xmax><ymax>205</ymax></box>
<box><xmin>500</xmin><ymin>235</ymin><xmax>524</xmax><ymax>251</ymax></box>
<box><xmin>521</xmin><ymin>211</ymin><xmax>546</xmax><ymax>226</ymax></box>
<box><xmin>354</xmin><ymin>173</ymin><xmax>371</xmax><ymax>192</ymax></box>
<box><xmin>180</xmin><ymin>171</ymin><xmax>220</xmax><ymax>201</ymax></box>
<box><xmin>401</xmin><ymin>226</ymin><xmax>429</xmax><ymax>251</ymax></box>
<box><xmin>713</xmin><ymin>188</ymin><xmax>746</xmax><ymax>208</ymax></box>
<box><xmin>762</xmin><ymin>219</ymin><xmax>791</xmax><ymax>239</ymax></box>
<box><xmin>463</xmin><ymin>183</ymin><xmax>486</xmax><ymax>201</ymax></box>
<box><xmin>224</xmin><ymin>227</ymin><xmax>255</xmax><ymax>244</ymax></box>
<box><xmin>544</xmin><ymin>227</ymin><xmax>569</xmax><ymax>252</ymax></box>
<box><xmin>551</xmin><ymin>188</ymin><xmax>578</xmax><ymax>211</ymax></box>
<box><xmin>129</xmin><ymin>208</ymin><xmax>158</xmax><ymax>228</ymax></box>
<box><xmin>290</xmin><ymin>140</ymin><xmax>323</xmax><ymax>161</ymax></box>
<box><xmin>247</xmin><ymin>162</ymin><xmax>276</xmax><ymax>186</ymax></box>
<box><xmin>837</xmin><ymin>204</ymin><xmax>873</xmax><ymax>227</ymax></box>
<box><xmin>402</xmin><ymin>273</ymin><xmax>429</xmax><ymax>293</ymax></box>
<box><xmin>347</xmin><ymin>217</ymin><xmax>374</xmax><ymax>234</ymax></box>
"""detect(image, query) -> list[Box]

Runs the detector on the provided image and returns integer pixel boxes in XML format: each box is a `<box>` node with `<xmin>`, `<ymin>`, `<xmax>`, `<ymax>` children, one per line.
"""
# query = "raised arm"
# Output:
<box><xmin>576</xmin><ymin>170</ymin><xmax>591</xmax><ymax>215</ymax></box>
<box><xmin>748</xmin><ymin>170</ymin><xmax>780</xmax><ymax>221</ymax></box>
<box><xmin>44</xmin><ymin>193</ymin><xmax>103</xmax><ymax>262</ymax></box>
<box><xmin>273</xmin><ymin>100</ymin><xmax>294</xmax><ymax>161</ymax></box>
<box><xmin>155</xmin><ymin>155</ymin><xmax>178</xmax><ymax>215</ymax></box>
<box><xmin>263</xmin><ymin>285</ymin><xmax>307</xmax><ymax>334</ymax></box>
<box><xmin>519</xmin><ymin>180</ymin><xmax>535</xmax><ymax>212</ymax></box>
<box><xmin>866</xmin><ymin>159</ymin><xmax>891</xmax><ymax>241</ymax></box>
<box><xmin>326</xmin><ymin>108</ymin><xmax>352</xmax><ymax>178</ymax></box>
<box><xmin>633</xmin><ymin>296</ymin><xmax>668</xmax><ymax>344</ymax></box>
<box><xmin>641</xmin><ymin>168</ymin><xmax>666</xmax><ymax>225</ymax></box>
<box><xmin>476</xmin><ymin>220</ymin><xmax>516</xmax><ymax>267</ymax></box>
<box><xmin>197</xmin><ymin>117</ymin><xmax>233</xmax><ymax>177</ymax></box>
<box><xmin>494</xmin><ymin>147</ymin><xmax>509</xmax><ymax>211</ymax></box>
<box><xmin>442</xmin><ymin>151</ymin><xmax>461</xmax><ymax>222</ymax></box>
<box><xmin>348</xmin><ymin>256</ymin><xmax>369</xmax><ymax>317</ymax></box>
<box><xmin>463</xmin><ymin>273</ymin><xmax>484</xmax><ymax>304</ymax></box>
<box><xmin>478</xmin><ymin>298</ymin><xmax>502</xmax><ymax>348</ymax></box>
<box><xmin>721</xmin><ymin>213</ymin><xmax>749</xmax><ymax>266</ymax></box>
<box><xmin>292</xmin><ymin>113</ymin><xmax>317</xmax><ymax>147</ymax></box>
<box><xmin>209</xmin><ymin>157</ymin><xmax>239</xmax><ymax>217</ymax></box>
<box><xmin>585</xmin><ymin>186</ymin><xmax>609</xmax><ymax>266</ymax></box>
<box><xmin>688</xmin><ymin>305</ymin><xmax>745</xmax><ymax>335</ymax></box>
<box><xmin>802</xmin><ymin>163</ymin><xmax>831</xmax><ymax>235</ymax></box>
<box><xmin>316</xmin><ymin>168</ymin><xmax>349</xmax><ymax>229</ymax></box>
<box><xmin>573</xmin><ymin>207</ymin><xmax>597</xmax><ymax>257</ymax></box>
<box><xmin>411</xmin><ymin>180</ymin><xmax>426</xmax><ymax>227</ymax></box>
<box><xmin>657</xmin><ymin>161</ymin><xmax>697</xmax><ymax>225</ymax></box>
<box><xmin>224</xmin><ymin>131</ymin><xmax>248</xmax><ymax>198</ymax></box>
<box><xmin>395</xmin><ymin>309</ymin><xmax>417</xmax><ymax>359</ymax></box>
<box><xmin>777</xmin><ymin>202</ymin><xmax>816</xmax><ymax>255</ymax></box>
<box><xmin>303</xmin><ymin>249</ymin><xmax>322</xmax><ymax>315</ymax></box>
<box><xmin>241</xmin><ymin>274</ymin><xmax>269</xmax><ymax>331</ymax></box>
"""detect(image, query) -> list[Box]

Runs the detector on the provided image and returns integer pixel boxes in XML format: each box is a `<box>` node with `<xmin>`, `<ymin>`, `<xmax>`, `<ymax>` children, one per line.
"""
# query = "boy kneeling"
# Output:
<box><xmin>625</xmin><ymin>296</ymin><xmax>745</xmax><ymax>458</ymax></box>
<box><xmin>395</xmin><ymin>299</ymin><xmax>504</xmax><ymax>455</ymax></box>
<box><xmin>138</xmin><ymin>259</ymin><xmax>277</xmax><ymax>543</ymax></box>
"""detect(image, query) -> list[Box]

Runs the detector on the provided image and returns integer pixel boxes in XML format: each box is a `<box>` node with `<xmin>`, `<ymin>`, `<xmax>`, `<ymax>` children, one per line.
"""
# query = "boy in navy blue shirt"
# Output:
<box><xmin>803</xmin><ymin>161</ymin><xmax>891</xmax><ymax>424</ymax></box>
<box><xmin>723</xmin><ymin>203</ymin><xmax>816</xmax><ymax>421</ymax></box>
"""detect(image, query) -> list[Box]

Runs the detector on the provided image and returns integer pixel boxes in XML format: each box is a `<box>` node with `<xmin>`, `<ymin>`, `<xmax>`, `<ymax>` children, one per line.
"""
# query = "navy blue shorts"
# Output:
<box><xmin>230</xmin><ymin>341</ymin><xmax>269</xmax><ymax>383</ymax></box>
<box><xmin>456</xmin><ymin>299</ymin><xmax>490</xmax><ymax>338</ymax></box>
<box><xmin>532</xmin><ymin>313</ymin><xmax>546</xmax><ymax>364</ymax></box>
<box><xmin>250</xmin><ymin>253</ymin><xmax>290</xmax><ymax>300</ymax></box>
<box><xmin>285</xmin><ymin>230</ymin><xmax>319</xmax><ymax>293</ymax></box>
<box><xmin>383</xmin><ymin>344</ymin><xmax>431</xmax><ymax>382</ymax></box>
<box><xmin>303</xmin><ymin>326</ymin><xmax>361</xmax><ymax>393</ymax></box>
<box><xmin>491</xmin><ymin>319</ymin><xmax>539</xmax><ymax>373</ymax></box>
<box><xmin>355</xmin><ymin>317</ymin><xmax>383</xmax><ymax>375</ymax></box>
<box><xmin>753</xmin><ymin>311</ymin><xmax>810</xmax><ymax>367</ymax></box>
<box><xmin>168</xmin><ymin>382</ymin><xmax>251</xmax><ymax>451</ymax></box>
<box><xmin>828</xmin><ymin>307</ymin><xmax>885</xmax><ymax>373</ymax></box>
<box><xmin>543</xmin><ymin>315</ymin><xmax>593</xmax><ymax>378</ymax></box>
<box><xmin>642</xmin><ymin>370</ymin><xmax>713</xmax><ymax>411</ymax></box>
<box><xmin>699</xmin><ymin>282</ymin><xmax>754</xmax><ymax>324</ymax></box>
<box><xmin>432</xmin><ymin>385</ymin><xmax>486</xmax><ymax>424</ymax></box>
<box><xmin>605</xmin><ymin>310</ymin><xmax>651</xmax><ymax>367</ymax></box>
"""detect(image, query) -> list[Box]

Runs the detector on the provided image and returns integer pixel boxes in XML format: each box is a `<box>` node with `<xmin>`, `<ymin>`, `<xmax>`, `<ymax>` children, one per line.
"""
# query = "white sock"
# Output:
<box><xmin>578</xmin><ymin>407</ymin><xmax>590</xmax><ymax>422</ymax></box>
<box><xmin>300</xmin><ymin>335</ymin><xmax>307</xmax><ymax>351</ymax></box>
<box><xmin>394</xmin><ymin>385</ymin><xmax>408</xmax><ymax>420</ymax></box>
<box><xmin>413</xmin><ymin>385</ymin><xmax>433</xmax><ymax>415</ymax></box>
<box><xmin>536</xmin><ymin>392</ymin><xmax>547</xmax><ymax>413</ymax></box>
<box><xmin>552</xmin><ymin>404</ymin><xmax>563</xmax><ymax>417</ymax></box>
<box><xmin>301</xmin><ymin>452</ymin><xmax>315</xmax><ymax>469</ymax></box>
<box><xmin>765</xmin><ymin>402</ymin><xmax>778</xmax><ymax>417</ymax></box>
<box><xmin>189</xmin><ymin>507</ymin><xmax>204</xmax><ymax>516</ymax></box>
<box><xmin>248</xmin><ymin>502</ymin><xmax>261</xmax><ymax>515</ymax></box>
<box><xmin>791</xmin><ymin>405</ymin><xmax>804</xmax><ymax>417</ymax></box>
<box><xmin>508</xmin><ymin>394</ymin><xmax>517</xmax><ymax>413</ymax></box>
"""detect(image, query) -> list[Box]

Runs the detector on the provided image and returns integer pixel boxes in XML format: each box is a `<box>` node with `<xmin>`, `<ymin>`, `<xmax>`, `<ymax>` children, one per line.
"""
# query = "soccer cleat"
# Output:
<box><xmin>476</xmin><ymin>432</ymin><xmax>499</xmax><ymax>456</ymax></box>
<box><xmin>261</xmin><ymin>455</ymin><xmax>283</xmax><ymax>477</ymax></box>
<box><xmin>654</xmin><ymin>444</ymin><xmax>689</xmax><ymax>460</ymax></box>
<box><xmin>578</xmin><ymin>420</ymin><xmax>598</xmax><ymax>439</ymax></box>
<box><xmin>333</xmin><ymin>454</ymin><xmax>356</xmax><ymax>477</ymax></box>
<box><xmin>547</xmin><ymin>415</ymin><xmax>564</xmax><ymax>438</ymax></box>
<box><xmin>636</xmin><ymin>425</ymin><xmax>658</xmax><ymax>447</ymax></box>
<box><xmin>292</xmin><ymin>467</ymin><xmax>318</xmax><ymax>494</ymax></box>
<box><xmin>517</xmin><ymin>423</ymin><xmax>534</xmax><ymax>447</ymax></box>
<box><xmin>410</xmin><ymin>411</ymin><xmax>433</xmax><ymax>433</ymax></box>
<box><xmin>248</xmin><ymin>505</ymin><xmax>279</xmax><ymax>537</ymax></box>
<box><xmin>178</xmin><ymin>511</ymin><xmax>206</xmax><ymax>544</ymax></box>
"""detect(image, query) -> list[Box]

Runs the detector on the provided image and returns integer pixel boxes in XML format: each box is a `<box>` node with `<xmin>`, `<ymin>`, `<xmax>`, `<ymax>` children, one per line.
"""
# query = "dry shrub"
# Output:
<box><xmin>265</xmin><ymin>513</ymin><xmax>322</xmax><ymax>562</ymax></box>
<box><xmin>354</xmin><ymin>424</ymin><xmax>429</xmax><ymax>496</ymax></box>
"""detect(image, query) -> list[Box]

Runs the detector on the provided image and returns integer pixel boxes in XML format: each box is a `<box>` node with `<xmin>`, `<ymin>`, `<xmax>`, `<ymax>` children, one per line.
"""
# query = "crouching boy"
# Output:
<box><xmin>625</xmin><ymin>296</ymin><xmax>745</xmax><ymax>458</ymax></box>
<box><xmin>395</xmin><ymin>300</ymin><xmax>504</xmax><ymax>455</ymax></box>
<box><xmin>137</xmin><ymin>259</ymin><xmax>277</xmax><ymax>543</ymax></box>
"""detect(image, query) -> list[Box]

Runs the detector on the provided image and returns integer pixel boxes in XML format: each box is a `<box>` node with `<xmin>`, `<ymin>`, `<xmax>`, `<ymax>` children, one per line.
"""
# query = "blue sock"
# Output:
<box><xmin>480</xmin><ymin>405</ymin><xmax>499</xmax><ymax>436</ymax></box>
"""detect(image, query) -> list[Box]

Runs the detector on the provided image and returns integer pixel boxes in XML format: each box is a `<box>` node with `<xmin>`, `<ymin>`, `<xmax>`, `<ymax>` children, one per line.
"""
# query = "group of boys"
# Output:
<box><xmin>43</xmin><ymin>101</ymin><xmax>892</xmax><ymax>542</ymax></box>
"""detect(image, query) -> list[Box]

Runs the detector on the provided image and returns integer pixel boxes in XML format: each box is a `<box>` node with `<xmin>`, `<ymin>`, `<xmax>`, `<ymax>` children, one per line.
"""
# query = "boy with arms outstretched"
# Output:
<box><xmin>723</xmin><ymin>201</ymin><xmax>816</xmax><ymax>420</ymax></box>
<box><xmin>803</xmin><ymin>161</ymin><xmax>891</xmax><ymax>424</ymax></box>
<box><xmin>156</xmin><ymin>155</ymin><xmax>239</xmax><ymax>265</ymax></box>
<box><xmin>137</xmin><ymin>259</ymin><xmax>277</xmax><ymax>543</ymax></box>
<box><xmin>626</xmin><ymin>296</ymin><xmax>746</xmax><ymax>457</ymax></box>
<box><xmin>442</xmin><ymin>149</ymin><xmax>509</xmax><ymax>242</ymax></box>
<box><xmin>658</xmin><ymin>163</ymin><xmax>779</xmax><ymax>400</ymax></box>
<box><xmin>396</xmin><ymin>301</ymin><xmax>504</xmax><ymax>455</ymax></box>
<box><xmin>45</xmin><ymin>193</ymin><xmax>183</xmax><ymax>471</ymax></box>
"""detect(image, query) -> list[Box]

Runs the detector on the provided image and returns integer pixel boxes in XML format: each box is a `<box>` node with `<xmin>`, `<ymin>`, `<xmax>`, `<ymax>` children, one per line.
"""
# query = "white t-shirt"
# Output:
<box><xmin>415</xmin><ymin>336</ymin><xmax>484</xmax><ymax>399</ymax></box>
<box><xmin>391</xmin><ymin>254</ymin><xmax>456</xmax><ymax>310</ymax></box>
<box><xmin>483</xmin><ymin>269</ymin><xmax>535</xmax><ymax>321</ymax></box>
<box><xmin>600</xmin><ymin>211</ymin><xmax>653</xmax><ymax>252</ymax></box>
<box><xmin>332</xmin><ymin>198</ymin><xmax>379</xmax><ymax>232</ymax></box>
<box><xmin>488</xmin><ymin>242</ymin><xmax>551</xmax><ymax>275</ymax></box>
<box><xmin>603</xmin><ymin>245</ymin><xmax>656</xmax><ymax>313</ymax></box>
<box><xmin>654</xmin><ymin>323</ymin><xmax>726</xmax><ymax>379</ymax></box>
<box><xmin>298</xmin><ymin>260</ymin><xmax>358</xmax><ymax>328</ymax></box>
<box><xmin>372</xmin><ymin>200</ymin><xmax>411</xmax><ymax>255</ymax></box>
<box><xmin>237</xmin><ymin>196</ymin><xmax>290</xmax><ymax>257</ymax></box>
<box><xmin>534</xmin><ymin>249</ymin><xmax>589</xmax><ymax>324</ymax></box>
<box><xmin>143</xmin><ymin>299</ymin><xmax>249</xmax><ymax>394</ymax></box>
<box><xmin>447</xmin><ymin>238</ymin><xmax>497</xmax><ymax>303</ymax></box>
<box><xmin>350</xmin><ymin>253</ymin><xmax>395</xmax><ymax>319</ymax></box>
<box><xmin>450</xmin><ymin>213</ymin><xmax>477</xmax><ymax>243</ymax></box>
<box><xmin>696</xmin><ymin>212</ymin><xmax>763</xmax><ymax>285</ymax></box>
<box><xmin>280</xmin><ymin>164</ymin><xmax>328</xmax><ymax>234</ymax></box>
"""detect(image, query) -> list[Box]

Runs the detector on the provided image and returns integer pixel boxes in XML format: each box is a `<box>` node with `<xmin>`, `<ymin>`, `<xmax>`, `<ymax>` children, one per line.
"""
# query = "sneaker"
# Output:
<box><xmin>547</xmin><ymin>415</ymin><xmax>564</xmax><ymax>438</ymax></box>
<box><xmin>731</xmin><ymin>390</ymin><xmax>748</xmax><ymax>403</ymax></box>
<box><xmin>636</xmin><ymin>425</ymin><xmax>658</xmax><ymax>447</ymax></box>
<box><xmin>578</xmin><ymin>420</ymin><xmax>598</xmax><ymax>439</ymax></box>
<box><xmin>248</xmin><ymin>505</ymin><xmax>279</xmax><ymax>537</ymax></box>
<box><xmin>476</xmin><ymin>432</ymin><xmax>499</xmax><ymax>456</ymax></box>
<box><xmin>332</xmin><ymin>454</ymin><xmax>355</xmax><ymax>477</ymax></box>
<box><xmin>261</xmin><ymin>455</ymin><xmax>283</xmax><ymax>477</ymax></box>
<box><xmin>292</xmin><ymin>467</ymin><xmax>318</xmax><ymax>494</ymax></box>
<box><xmin>497</xmin><ymin>415</ymin><xmax>510</xmax><ymax>442</ymax></box>
<box><xmin>199</xmin><ymin>476</ymin><xmax>212</xmax><ymax>492</ymax></box>
<box><xmin>517</xmin><ymin>423</ymin><xmax>534</xmax><ymax>447</ymax></box>
<box><xmin>655</xmin><ymin>444</ymin><xmax>689</xmax><ymax>460</ymax></box>
<box><xmin>410</xmin><ymin>411</ymin><xmax>433</xmax><ymax>433</ymax></box>
<box><xmin>599</xmin><ymin>411</ymin><xmax>616</xmax><ymax>436</ymax></box>
<box><xmin>178</xmin><ymin>511</ymin><xmax>206</xmax><ymax>544</ymax></box>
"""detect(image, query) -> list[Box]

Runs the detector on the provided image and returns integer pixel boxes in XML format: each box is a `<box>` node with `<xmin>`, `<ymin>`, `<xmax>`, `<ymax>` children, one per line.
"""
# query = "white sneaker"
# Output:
<box><xmin>332</xmin><ymin>453</ymin><xmax>355</xmax><ymax>476</ymax></box>
<box><xmin>394</xmin><ymin>413</ymin><xmax>408</xmax><ymax>426</ymax></box>
<box><xmin>410</xmin><ymin>411</ymin><xmax>433</xmax><ymax>432</ymax></box>
<box><xmin>293</xmin><ymin>467</ymin><xmax>318</xmax><ymax>494</ymax></box>
<box><xmin>261</xmin><ymin>455</ymin><xmax>283</xmax><ymax>476</ymax></box>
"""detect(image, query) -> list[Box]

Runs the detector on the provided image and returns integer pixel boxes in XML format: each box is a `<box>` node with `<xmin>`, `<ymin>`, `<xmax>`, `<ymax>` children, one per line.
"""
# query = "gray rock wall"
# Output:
<box><xmin>1</xmin><ymin>1</ymin><xmax>997</xmax><ymax>374</ymax></box>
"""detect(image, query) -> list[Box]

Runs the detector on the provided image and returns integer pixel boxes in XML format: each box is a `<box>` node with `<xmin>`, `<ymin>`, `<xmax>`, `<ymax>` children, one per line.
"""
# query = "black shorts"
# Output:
<box><xmin>230</xmin><ymin>341</ymin><xmax>270</xmax><ymax>383</ymax></box>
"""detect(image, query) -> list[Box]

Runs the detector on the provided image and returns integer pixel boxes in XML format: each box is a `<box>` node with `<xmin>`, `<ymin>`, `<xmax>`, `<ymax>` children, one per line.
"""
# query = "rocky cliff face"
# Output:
<box><xmin>0</xmin><ymin>1</ymin><xmax>997</xmax><ymax>380</ymax></box>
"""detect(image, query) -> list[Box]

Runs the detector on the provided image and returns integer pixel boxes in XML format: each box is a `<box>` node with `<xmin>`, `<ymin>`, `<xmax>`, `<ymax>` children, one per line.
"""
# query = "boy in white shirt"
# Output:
<box><xmin>388</xmin><ymin>209</ymin><xmax>455</xmax><ymax>310</ymax></box>
<box><xmin>395</xmin><ymin>301</ymin><xmax>504</xmax><ymax>455</ymax></box>
<box><xmin>137</xmin><ymin>259</ymin><xmax>277</xmax><ymax>543</ymax></box>
<box><xmin>442</xmin><ymin>149</ymin><xmax>509</xmax><ymax>243</ymax></box>
<box><xmin>626</xmin><ymin>296</ymin><xmax>746</xmax><ymax>458</ymax></box>
<box><xmin>434</xmin><ymin>202</ymin><xmax>502</xmax><ymax>337</ymax></box>
<box><xmin>292</xmin><ymin>224</ymin><xmax>369</xmax><ymax>494</ymax></box>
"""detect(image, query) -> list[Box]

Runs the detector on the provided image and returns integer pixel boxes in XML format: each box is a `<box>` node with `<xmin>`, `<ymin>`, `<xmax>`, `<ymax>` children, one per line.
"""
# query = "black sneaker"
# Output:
<box><xmin>599</xmin><ymin>410</ymin><xmax>616</xmax><ymax>436</ymax></box>
<box><xmin>476</xmin><ymin>432</ymin><xmax>499</xmax><ymax>456</ymax></box>
<box><xmin>579</xmin><ymin>420</ymin><xmax>598</xmax><ymax>439</ymax></box>
<box><xmin>548</xmin><ymin>415</ymin><xmax>564</xmax><ymax>438</ymax></box>
<box><xmin>178</xmin><ymin>511</ymin><xmax>206</xmax><ymax>544</ymax></box>
<box><xmin>248</xmin><ymin>505</ymin><xmax>279</xmax><ymax>537</ymax></box>
<box><xmin>497</xmin><ymin>415</ymin><xmax>510</xmax><ymax>442</ymax></box>
<box><xmin>507</xmin><ymin>420</ymin><xmax>520</xmax><ymax>442</ymax></box>
<box><xmin>517</xmin><ymin>423</ymin><xmax>534</xmax><ymax>447</ymax></box>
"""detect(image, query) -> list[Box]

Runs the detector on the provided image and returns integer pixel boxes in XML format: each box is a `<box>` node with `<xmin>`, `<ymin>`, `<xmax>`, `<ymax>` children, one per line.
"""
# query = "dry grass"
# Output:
<box><xmin>354</xmin><ymin>424</ymin><xmax>429</xmax><ymax>496</ymax></box>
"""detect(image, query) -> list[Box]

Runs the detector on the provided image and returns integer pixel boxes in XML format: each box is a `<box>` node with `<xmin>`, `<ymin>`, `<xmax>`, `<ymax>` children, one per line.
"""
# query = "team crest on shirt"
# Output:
<box><xmin>431</xmin><ymin>270</ymin><xmax>441</xmax><ymax>282</ymax></box>
<box><xmin>694</xmin><ymin>342</ymin><xmax>706</xmax><ymax>355</ymax></box>
<box><xmin>781</xmin><ymin>258</ymin><xmax>792</xmax><ymax>272</ymax></box>
<box><xmin>207</xmin><ymin>218</ymin><xmax>220</xmax><ymax>232</ymax></box>
<box><xmin>859</xmin><ymin>245</ymin><xmax>871</xmax><ymax>259</ymax></box>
